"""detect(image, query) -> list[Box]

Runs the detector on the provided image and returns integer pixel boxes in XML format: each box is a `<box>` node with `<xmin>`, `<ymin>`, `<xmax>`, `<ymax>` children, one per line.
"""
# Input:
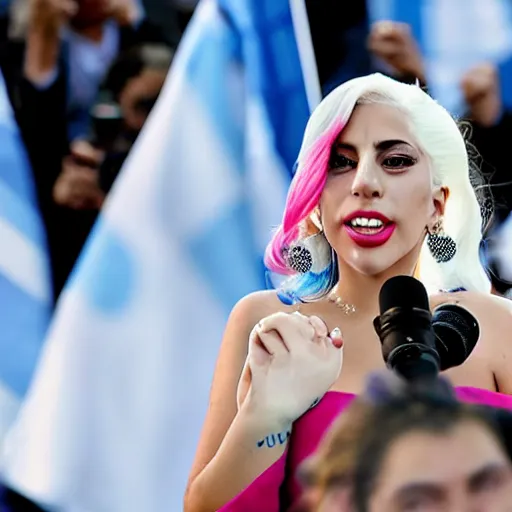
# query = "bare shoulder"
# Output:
<box><xmin>430</xmin><ymin>290</ymin><xmax>512</xmax><ymax>337</ymax></box>
<box><xmin>431</xmin><ymin>290</ymin><xmax>512</xmax><ymax>318</ymax></box>
<box><xmin>228</xmin><ymin>289</ymin><xmax>296</xmax><ymax>331</ymax></box>
<box><xmin>185</xmin><ymin>289</ymin><xmax>298</xmax><ymax>491</ymax></box>
<box><xmin>432</xmin><ymin>290</ymin><xmax>512</xmax><ymax>393</ymax></box>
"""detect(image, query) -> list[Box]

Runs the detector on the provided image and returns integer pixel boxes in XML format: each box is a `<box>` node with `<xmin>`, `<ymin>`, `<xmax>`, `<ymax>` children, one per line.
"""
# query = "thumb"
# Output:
<box><xmin>308</xmin><ymin>315</ymin><xmax>328</xmax><ymax>338</ymax></box>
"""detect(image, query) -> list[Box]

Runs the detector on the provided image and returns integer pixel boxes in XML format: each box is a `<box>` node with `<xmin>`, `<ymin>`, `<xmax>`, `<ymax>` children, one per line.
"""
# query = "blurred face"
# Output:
<box><xmin>319</xmin><ymin>103</ymin><xmax>446</xmax><ymax>277</ymax></box>
<box><xmin>368</xmin><ymin>421</ymin><xmax>512</xmax><ymax>512</ymax></box>
<box><xmin>119</xmin><ymin>68</ymin><xmax>167</xmax><ymax>133</ymax></box>
<box><xmin>72</xmin><ymin>0</ymin><xmax>112</xmax><ymax>27</ymax></box>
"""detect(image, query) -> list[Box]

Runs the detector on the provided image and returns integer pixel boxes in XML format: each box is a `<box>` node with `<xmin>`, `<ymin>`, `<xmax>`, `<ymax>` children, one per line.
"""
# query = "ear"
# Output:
<box><xmin>429</xmin><ymin>186</ymin><xmax>448</xmax><ymax>229</ymax></box>
<box><xmin>308</xmin><ymin>207</ymin><xmax>323</xmax><ymax>233</ymax></box>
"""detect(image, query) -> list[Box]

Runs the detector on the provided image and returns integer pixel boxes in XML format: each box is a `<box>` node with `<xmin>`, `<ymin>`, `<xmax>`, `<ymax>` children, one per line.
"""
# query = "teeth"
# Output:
<box><xmin>350</xmin><ymin>217</ymin><xmax>384</xmax><ymax>228</ymax></box>
<box><xmin>368</xmin><ymin>218</ymin><xmax>382</xmax><ymax>228</ymax></box>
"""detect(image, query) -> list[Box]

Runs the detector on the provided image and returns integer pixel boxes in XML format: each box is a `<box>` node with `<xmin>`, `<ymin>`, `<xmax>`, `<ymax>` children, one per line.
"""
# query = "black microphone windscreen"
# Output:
<box><xmin>432</xmin><ymin>304</ymin><xmax>480</xmax><ymax>371</ymax></box>
<box><xmin>379</xmin><ymin>275</ymin><xmax>430</xmax><ymax>314</ymax></box>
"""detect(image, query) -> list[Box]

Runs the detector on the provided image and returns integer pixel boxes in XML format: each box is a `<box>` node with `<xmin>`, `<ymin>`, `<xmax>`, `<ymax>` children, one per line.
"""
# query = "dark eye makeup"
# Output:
<box><xmin>328</xmin><ymin>146</ymin><xmax>417</xmax><ymax>173</ymax></box>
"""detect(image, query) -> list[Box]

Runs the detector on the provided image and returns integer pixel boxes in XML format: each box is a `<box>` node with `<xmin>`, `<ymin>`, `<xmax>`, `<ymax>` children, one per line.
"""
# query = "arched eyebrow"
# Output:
<box><xmin>333</xmin><ymin>139</ymin><xmax>414</xmax><ymax>153</ymax></box>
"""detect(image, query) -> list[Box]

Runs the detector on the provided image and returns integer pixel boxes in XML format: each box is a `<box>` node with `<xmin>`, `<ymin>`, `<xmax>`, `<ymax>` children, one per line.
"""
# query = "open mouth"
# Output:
<box><xmin>343</xmin><ymin>211</ymin><xmax>395</xmax><ymax>247</ymax></box>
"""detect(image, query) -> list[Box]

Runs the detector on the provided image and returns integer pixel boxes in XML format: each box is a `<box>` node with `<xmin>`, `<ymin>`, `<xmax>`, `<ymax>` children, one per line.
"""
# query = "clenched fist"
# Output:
<box><xmin>368</xmin><ymin>20</ymin><xmax>425</xmax><ymax>84</ymax></box>
<box><xmin>238</xmin><ymin>312</ymin><xmax>343</xmax><ymax>426</ymax></box>
<box><xmin>461</xmin><ymin>62</ymin><xmax>502</xmax><ymax>127</ymax></box>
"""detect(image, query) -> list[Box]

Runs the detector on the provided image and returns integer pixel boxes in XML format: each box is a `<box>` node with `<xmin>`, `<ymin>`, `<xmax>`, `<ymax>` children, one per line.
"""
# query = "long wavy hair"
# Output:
<box><xmin>265</xmin><ymin>73</ymin><xmax>491</xmax><ymax>302</ymax></box>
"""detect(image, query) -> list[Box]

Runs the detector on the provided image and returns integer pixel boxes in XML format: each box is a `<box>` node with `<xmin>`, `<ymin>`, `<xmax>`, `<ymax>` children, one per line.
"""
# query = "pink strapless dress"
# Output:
<box><xmin>218</xmin><ymin>387</ymin><xmax>512</xmax><ymax>511</ymax></box>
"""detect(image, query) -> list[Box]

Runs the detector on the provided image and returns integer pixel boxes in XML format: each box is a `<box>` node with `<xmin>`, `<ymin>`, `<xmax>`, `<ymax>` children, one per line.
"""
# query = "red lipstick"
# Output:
<box><xmin>343</xmin><ymin>210</ymin><xmax>395</xmax><ymax>248</ymax></box>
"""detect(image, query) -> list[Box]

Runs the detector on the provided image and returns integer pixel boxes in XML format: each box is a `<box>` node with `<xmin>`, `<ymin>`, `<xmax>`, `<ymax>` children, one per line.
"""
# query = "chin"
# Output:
<box><xmin>342</xmin><ymin>248</ymin><xmax>407</xmax><ymax>277</ymax></box>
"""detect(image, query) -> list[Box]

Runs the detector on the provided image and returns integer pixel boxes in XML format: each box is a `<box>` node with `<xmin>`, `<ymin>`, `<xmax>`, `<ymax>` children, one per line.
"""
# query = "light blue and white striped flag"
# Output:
<box><xmin>1</xmin><ymin>1</ymin><xmax>310</xmax><ymax>510</ymax></box>
<box><xmin>0</xmin><ymin>72</ymin><xmax>51</xmax><ymax>452</ymax></box>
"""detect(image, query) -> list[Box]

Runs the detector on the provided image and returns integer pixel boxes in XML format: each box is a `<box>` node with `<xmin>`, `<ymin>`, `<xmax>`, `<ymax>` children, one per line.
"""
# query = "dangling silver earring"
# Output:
<box><xmin>427</xmin><ymin>220</ymin><xmax>457</xmax><ymax>263</ymax></box>
<box><xmin>284</xmin><ymin>242</ymin><xmax>314</xmax><ymax>273</ymax></box>
<box><xmin>284</xmin><ymin>231</ymin><xmax>332</xmax><ymax>274</ymax></box>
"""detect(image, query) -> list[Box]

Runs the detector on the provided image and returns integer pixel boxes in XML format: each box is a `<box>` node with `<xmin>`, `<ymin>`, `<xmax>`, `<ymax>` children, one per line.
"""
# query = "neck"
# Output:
<box><xmin>335</xmin><ymin>253</ymin><xmax>420</xmax><ymax>316</ymax></box>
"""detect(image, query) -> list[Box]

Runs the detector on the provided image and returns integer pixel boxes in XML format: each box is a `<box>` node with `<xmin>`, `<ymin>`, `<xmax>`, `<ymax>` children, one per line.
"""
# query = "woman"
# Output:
<box><xmin>301</xmin><ymin>373</ymin><xmax>512</xmax><ymax>511</ymax></box>
<box><xmin>183</xmin><ymin>73</ymin><xmax>512</xmax><ymax>512</ymax></box>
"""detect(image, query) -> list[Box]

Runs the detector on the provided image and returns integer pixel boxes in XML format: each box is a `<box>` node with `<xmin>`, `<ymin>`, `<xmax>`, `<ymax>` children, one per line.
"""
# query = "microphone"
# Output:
<box><xmin>373</xmin><ymin>276</ymin><xmax>480</xmax><ymax>382</ymax></box>
<box><xmin>432</xmin><ymin>303</ymin><xmax>479</xmax><ymax>371</ymax></box>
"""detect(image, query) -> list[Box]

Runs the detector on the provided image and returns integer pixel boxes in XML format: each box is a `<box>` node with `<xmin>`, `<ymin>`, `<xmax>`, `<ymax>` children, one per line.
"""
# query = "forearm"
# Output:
<box><xmin>185</xmin><ymin>401</ymin><xmax>291</xmax><ymax>512</ymax></box>
<box><xmin>24</xmin><ymin>24</ymin><xmax>60</xmax><ymax>85</ymax></box>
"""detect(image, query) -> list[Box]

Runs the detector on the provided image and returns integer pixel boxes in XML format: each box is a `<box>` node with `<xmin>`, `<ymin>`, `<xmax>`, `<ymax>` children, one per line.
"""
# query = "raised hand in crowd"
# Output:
<box><xmin>106</xmin><ymin>0</ymin><xmax>141</xmax><ymax>26</ymax></box>
<box><xmin>28</xmin><ymin>0</ymin><xmax>77</xmax><ymax>32</ymax></box>
<box><xmin>24</xmin><ymin>0</ymin><xmax>76</xmax><ymax>84</ymax></box>
<box><xmin>367</xmin><ymin>20</ymin><xmax>426</xmax><ymax>84</ymax></box>
<box><xmin>461</xmin><ymin>62</ymin><xmax>503</xmax><ymax>127</ymax></box>
<box><xmin>53</xmin><ymin>139</ymin><xmax>105</xmax><ymax>210</ymax></box>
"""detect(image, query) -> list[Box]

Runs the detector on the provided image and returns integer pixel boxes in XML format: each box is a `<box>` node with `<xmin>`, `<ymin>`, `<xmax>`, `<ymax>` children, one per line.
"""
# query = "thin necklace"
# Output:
<box><xmin>327</xmin><ymin>287</ymin><xmax>357</xmax><ymax>315</ymax></box>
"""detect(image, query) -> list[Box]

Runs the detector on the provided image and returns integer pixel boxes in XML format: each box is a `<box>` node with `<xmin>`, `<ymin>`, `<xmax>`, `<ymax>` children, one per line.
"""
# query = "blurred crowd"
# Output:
<box><xmin>0</xmin><ymin>0</ymin><xmax>198</xmax><ymax>300</ymax></box>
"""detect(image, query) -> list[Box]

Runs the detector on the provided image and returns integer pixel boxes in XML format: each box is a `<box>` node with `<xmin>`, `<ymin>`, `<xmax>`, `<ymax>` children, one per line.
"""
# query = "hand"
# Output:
<box><xmin>70</xmin><ymin>139</ymin><xmax>105</xmax><ymax>167</ymax></box>
<box><xmin>368</xmin><ymin>20</ymin><xmax>425</xmax><ymax>83</ymax></box>
<box><xmin>461</xmin><ymin>62</ymin><xmax>502</xmax><ymax>127</ymax></box>
<box><xmin>53</xmin><ymin>165</ymin><xmax>105</xmax><ymax>210</ymax></box>
<box><xmin>106</xmin><ymin>0</ymin><xmax>141</xmax><ymax>26</ymax></box>
<box><xmin>53</xmin><ymin>141</ymin><xmax>105</xmax><ymax>210</ymax></box>
<box><xmin>28</xmin><ymin>0</ymin><xmax>77</xmax><ymax>32</ymax></box>
<box><xmin>238</xmin><ymin>312</ymin><xmax>343</xmax><ymax>426</ymax></box>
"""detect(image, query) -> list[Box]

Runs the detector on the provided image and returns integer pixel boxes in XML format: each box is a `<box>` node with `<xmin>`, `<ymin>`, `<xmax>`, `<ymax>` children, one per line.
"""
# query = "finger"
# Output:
<box><xmin>257</xmin><ymin>328</ymin><xmax>289</xmax><ymax>358</ymax></box>
<box><xmin>368</xmin><ymin>40</ymin><xmax>402</xmax><ymax>58</ymax></box>
<box><xmin>248</xmin><ymin>324</ymin><xmax>271</xmax><ymax>366</ymax></box>
<box><xmin>328</xmin><ymin>327</ymin><xmax>344</xmax><ymax>350</ymax></box>
<box><xmin>250</xmin><ymin>320</ymin><xmax>289</xmax><ymax>355</ymax></box>
<box><xmin>259</xmin><ymin>312</ymin><xmax>315</xmax><ymax>346</ymax></box>
<box><xmin>56</xmin><ymin>0</ymin><xmax>77</xmax><ymax>17</ymax></box>
<box><xmin>372</xmin><ymin>20</ymin><xmax>410</xmax><ymax>37</ymax></box>
<box><xmin>369</xmin><ymin>29</ymin><xmax>402</xmax><ymax>45</ymax></box>
<box><xmin>389</xmin><ymin>21</ymin><xmax>411</xmax><ymax>36</ymax></box>
<box><xmin>461</xmin><ymin>78</ymin><xmax>488</xmax><ymax>102</ymax></box>
<box><xmin>371</xmin><ymin>20</ymin><xmax>395</xmax><ymax>36</ymax></box>
<box><xmin>308</xmin><ymin>315</ymin><xmax>328</xmax><ymax>338</ymax></box>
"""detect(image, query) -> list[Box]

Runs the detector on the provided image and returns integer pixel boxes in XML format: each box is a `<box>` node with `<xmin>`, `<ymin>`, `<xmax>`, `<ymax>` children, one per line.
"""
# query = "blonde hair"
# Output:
<box><xmin>266</xmin><ymin>73</ymin><xmax>491</xmax><ymax>295</ymax></box>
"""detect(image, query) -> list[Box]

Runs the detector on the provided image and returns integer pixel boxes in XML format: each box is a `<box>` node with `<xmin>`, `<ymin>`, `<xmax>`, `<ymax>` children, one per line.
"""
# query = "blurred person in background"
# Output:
<box><xmin>53</xmin><ymin>43</ymin><xmax>173</xmax><ymax>209</ymax></box>
<box><xmin>4</xmin><ymin>0</ymin><xmax>165</xmax><ymax>140</ymax></box>
<box><xmin>300</xmin><ymin>373</ymin><xmax>512</xmax><ymax>512</ymax></box>
<box><xmin>1</xmin><ymin>0</ymin><xmax>169</xmax><ymax>298</ymax></box>
<box><xmin>184</xmin><ymin>73</ymin><xmax>512</xmax><ymax>512</ymax></box>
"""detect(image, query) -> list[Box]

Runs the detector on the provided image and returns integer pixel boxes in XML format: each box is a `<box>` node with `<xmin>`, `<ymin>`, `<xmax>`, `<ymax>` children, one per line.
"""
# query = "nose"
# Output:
<box><xmin>350</xmin><ymin>158</ymin><xmax>383</xmax><ymax>199</ymax></box>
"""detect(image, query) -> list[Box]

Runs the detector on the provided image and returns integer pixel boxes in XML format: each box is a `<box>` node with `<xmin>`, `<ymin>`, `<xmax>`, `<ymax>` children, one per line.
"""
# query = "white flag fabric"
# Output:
<box><xmin>1</xmin><ymin>0</ymin><xmax>310</xmax><ymax>510</ymax></box>
<box><xmin>0</xmin><ymin>71</ymin><xmax>51</xmax><ymax>453</ymax></box>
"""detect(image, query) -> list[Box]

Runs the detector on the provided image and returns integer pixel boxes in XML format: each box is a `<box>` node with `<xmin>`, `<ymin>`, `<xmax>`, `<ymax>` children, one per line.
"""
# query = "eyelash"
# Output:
<box><xmin>328</xmin><ymin>154</ymin><xmax>417</xmax><ymax>173</ymax></box>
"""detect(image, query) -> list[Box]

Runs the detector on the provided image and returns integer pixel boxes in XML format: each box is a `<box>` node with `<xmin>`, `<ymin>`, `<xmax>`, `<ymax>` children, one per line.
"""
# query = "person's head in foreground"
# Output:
<box><xmin>300</xmin><ymin>373</ymin><xmax>512</xmax><ymax>512</ymax></box>
<box><xmin>265</xmin><ymin>73</ymin><xmax>492</xmax><ymax>302</ymax></box>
